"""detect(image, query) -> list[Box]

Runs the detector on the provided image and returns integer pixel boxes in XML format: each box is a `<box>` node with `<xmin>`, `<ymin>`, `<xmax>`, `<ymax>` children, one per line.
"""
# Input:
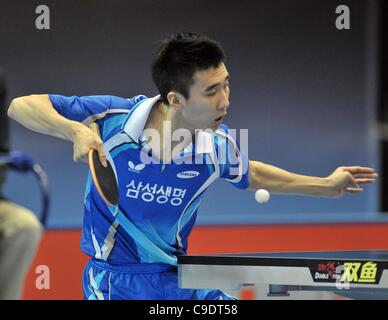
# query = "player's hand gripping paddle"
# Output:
<box><xmin>88</xmin><ymin>123</ymin><xmax>119</xmax><ymax>206</ymax></box>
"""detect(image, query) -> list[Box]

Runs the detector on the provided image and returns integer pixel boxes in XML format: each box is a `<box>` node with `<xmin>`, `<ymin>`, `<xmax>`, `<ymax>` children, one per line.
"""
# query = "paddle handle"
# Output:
<box><xmin>88</xmin><ymin>122</ymin><xmax>105</xmax><ymax>166</ymax></box>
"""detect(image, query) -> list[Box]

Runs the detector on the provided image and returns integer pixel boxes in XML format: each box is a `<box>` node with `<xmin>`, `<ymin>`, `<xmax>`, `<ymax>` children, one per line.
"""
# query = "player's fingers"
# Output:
<box><xmin>73</xmin><ymin>151</ymin><xmax>88</xmax><ymax>164</ymax></box>
<box><xmin>342</xmin><ymin>166</ymin><xmax>376</xmax><ymax>174</ymax></box>
<box><xmin>345</xmin><ymin>172</ymin><xmax>361</xmax><ymax>189</ymax></box>
<box><xmin>346</xmin><ymin>187</ymin><xmax>364</xmax><ymax>193</ymax></box>
<box><xmin>355</xmin><ymin>178</ymin><xmax>376</xmax><ymax>184</ymax></box>
<box><xmin>95</xmin><ymin>144</ymin><xmax>107</xmax><ymax>167</ymax></box>
<box><xmin>352</xmin><ymin>173</ymin><xmax>378</xmax><ymax>178</ymax></box>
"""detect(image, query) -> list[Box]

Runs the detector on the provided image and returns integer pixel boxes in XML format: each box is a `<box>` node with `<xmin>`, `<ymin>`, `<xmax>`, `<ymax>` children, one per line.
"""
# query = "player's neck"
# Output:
<box><xmin>145</xmin><ymin>101</ymin><xmax>194</xmax><ymax>163</ymax></box>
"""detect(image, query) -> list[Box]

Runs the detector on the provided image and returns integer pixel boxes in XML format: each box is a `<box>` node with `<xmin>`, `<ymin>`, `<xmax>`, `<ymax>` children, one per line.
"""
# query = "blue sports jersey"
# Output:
<box><xmin>49</xmin><ymin>94</ymin><xmax>249</xmax><ymax>266</ymax></box>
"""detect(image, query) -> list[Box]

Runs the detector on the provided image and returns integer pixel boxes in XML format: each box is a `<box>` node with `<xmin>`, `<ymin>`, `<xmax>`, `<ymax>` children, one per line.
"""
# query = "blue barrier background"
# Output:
<box><xmin>1</xmin><ymin>0</ymin><xmax>382</xmax><ymax>227</ymax></box>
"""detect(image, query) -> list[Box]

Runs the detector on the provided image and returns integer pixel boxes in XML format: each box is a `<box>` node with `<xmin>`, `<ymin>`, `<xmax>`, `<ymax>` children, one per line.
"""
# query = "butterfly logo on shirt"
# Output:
<box><xmin>128</xmin><ymin>161</ymin><xmax>146</xmax><ymax>173</ymax></box>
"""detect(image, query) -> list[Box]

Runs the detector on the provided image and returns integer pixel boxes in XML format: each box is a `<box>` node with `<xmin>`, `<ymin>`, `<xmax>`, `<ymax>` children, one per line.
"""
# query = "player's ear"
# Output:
<box><xmin>166</xmin><ymin>91</ymin><xmax>184</xmax><ymax>110</ymax></box>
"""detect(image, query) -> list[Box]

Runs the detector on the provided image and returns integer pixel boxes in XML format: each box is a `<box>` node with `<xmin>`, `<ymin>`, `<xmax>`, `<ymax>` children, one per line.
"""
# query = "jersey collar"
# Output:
<box><xmin>123</xmin><ymin>95</ymin><xmax>160</xmax><ymax>143</ymax></box>
<box><xmin>123</xmin><ymin>95</ymin><xmax>213</xmax><ymax>155</ymax></box>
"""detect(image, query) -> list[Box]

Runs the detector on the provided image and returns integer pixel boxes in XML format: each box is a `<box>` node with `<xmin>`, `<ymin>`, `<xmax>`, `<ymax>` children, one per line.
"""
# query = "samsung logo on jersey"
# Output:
<box><xmin>177</xmin><ymin>171</ymin><xmax>200</xmax><ymax>179</ymax></box>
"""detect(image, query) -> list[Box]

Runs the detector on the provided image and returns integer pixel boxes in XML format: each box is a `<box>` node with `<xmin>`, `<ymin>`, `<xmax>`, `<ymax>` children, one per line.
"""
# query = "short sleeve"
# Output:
<box><xmin>214</xmin><ymin>124</ymin><xmax>250</xmax><ymax>189</ymax></box>
<box><xmin>48</xmin><ymin>94</ymin><xmax>138</xmax><ymax>123</ymax></box>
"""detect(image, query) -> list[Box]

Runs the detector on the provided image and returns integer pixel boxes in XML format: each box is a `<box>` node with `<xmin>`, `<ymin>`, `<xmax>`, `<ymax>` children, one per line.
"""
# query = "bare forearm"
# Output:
<box><xmin>248</xmin><ymin>160</ymin><xmax>331</xmax><ymax>196</ymax></box>
<box><xmin>7</xmin><ymin>94</ymin><xmax>84</xmax><ymax>141</ymax></box>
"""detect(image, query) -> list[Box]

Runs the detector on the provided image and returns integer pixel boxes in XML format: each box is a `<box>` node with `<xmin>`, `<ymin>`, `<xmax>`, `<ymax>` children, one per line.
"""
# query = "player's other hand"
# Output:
<box><xmin>72</xmin><ymin>124</ymin><xmax>107</xmax><ymax>166</ymax></box>
<box><xmin>325</xmin><ymin>166</ymin><xmax>378</xmax><ymax>198</ymax></box>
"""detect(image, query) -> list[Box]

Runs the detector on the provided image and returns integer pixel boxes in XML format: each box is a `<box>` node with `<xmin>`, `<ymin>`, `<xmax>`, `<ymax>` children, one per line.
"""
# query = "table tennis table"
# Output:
<box><xmin>178</xmin><ymin>250</ymin><xmax>388</xmax><ymax>299</ymax></box>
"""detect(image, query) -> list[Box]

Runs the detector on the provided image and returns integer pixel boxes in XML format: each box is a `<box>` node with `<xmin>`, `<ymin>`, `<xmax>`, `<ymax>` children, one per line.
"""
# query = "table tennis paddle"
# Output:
<box><xmin>88</xmin><ymin>123</ymin><xmax>119</xmax><ymax>206</ymax></box>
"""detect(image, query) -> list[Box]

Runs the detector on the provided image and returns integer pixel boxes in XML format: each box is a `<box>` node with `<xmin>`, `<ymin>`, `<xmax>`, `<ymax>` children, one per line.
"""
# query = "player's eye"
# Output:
<box><xmin>206</xmin><ymin>91</ymin><xmax>217</xmax><ymax>96</ymax></box>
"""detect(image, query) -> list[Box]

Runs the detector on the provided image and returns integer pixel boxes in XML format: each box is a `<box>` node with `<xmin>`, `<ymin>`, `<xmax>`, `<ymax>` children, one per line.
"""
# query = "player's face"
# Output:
<box><xmin>181</xmin><ymin>63</ymin><xmax>230</xmax><ymax>131</ymax></box>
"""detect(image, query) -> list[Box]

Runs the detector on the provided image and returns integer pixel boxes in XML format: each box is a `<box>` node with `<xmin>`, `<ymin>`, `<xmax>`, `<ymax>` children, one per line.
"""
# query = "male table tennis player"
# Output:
<box><xmin>8</xmin><ymin>33</ymin><xmax>377</xmax><ymax>300</ymax></box>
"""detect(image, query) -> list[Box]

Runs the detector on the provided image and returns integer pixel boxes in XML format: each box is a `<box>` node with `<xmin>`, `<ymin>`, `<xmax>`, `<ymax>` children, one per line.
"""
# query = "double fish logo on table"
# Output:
<box><xmin>310</xmin><ymin>260</ymin><xmax>380</xmax><ymax>285</ymax></box>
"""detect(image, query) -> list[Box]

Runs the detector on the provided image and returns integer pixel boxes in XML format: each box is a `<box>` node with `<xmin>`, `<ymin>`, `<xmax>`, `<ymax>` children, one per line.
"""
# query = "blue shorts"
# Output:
<box><xmin>82</xmin><ymin>259</ymin><xmax>237</xmax><ymax>300</ymax></box>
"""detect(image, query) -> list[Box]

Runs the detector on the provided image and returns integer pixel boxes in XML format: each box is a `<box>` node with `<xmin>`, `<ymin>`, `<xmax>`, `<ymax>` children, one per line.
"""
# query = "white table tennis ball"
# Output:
<box><xmin>255</xmin><ymin>189</ymin><xmax>270</xmax><ymax>203</ymax></box>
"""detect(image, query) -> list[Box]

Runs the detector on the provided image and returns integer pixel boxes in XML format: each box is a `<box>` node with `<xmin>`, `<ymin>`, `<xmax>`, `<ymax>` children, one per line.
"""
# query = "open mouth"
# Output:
<box><xmin>215</xmin><ymin>116</ymin><xmax>223</xmax><ymax>122</ymax></box>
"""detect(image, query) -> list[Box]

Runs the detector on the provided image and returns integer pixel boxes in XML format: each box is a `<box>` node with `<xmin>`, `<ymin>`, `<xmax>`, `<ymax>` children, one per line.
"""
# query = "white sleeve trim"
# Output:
<box><xmin>214</xmin><ymin>129</ymin><xmax>243</xmax><ymax>184</ymax></box>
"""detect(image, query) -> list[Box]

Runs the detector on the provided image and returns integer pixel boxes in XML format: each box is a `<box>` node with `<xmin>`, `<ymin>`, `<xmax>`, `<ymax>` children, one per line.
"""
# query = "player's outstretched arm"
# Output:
<box><xmin>248</xmin><ymin>160</ymin><xmax>377</xmax><ymax>198</ymax></box>
<box><xmin>7</xmin><ymin>94</ymin><xmax>106</xmax><ymax>164</ymax></box>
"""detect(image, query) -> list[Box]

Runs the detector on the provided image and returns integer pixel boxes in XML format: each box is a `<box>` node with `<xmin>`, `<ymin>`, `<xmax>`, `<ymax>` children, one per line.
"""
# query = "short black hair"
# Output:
<box><xmin>151</xmin><ymin>32</ymin><xmax>226</xmax><ymax>104</ymax></box>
